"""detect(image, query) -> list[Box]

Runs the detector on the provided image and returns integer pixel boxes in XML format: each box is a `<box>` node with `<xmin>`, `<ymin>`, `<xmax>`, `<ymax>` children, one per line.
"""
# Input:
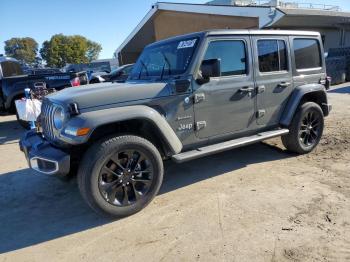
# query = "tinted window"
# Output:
<box><xmin>204</xmin><ymin>40</ymin><xmax>247</xmax><ymax>76</ymax></box>
<box><xmin>293</xmin><ymin>39</ymin><xmax>322</xmax><ymax>70</ymax></box>
<box><xmin>258</xmin><ymin>40</ymin><xmax>287</xmax><ymax>72</ymax></box>
<box><xmin>1</xmin><ymin>61</ymin><xmax>23</xmax><ymax>77</ymax></box>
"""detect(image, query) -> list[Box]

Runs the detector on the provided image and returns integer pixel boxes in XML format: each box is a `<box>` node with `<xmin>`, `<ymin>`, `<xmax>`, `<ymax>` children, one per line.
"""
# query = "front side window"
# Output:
<box><xmin>130</xmin><ymin>37</ymin><xmax>199</xmax><ymax>80</ymax></box>
<box><xmin>257</xmin><ymin>39</ymin><xmax>288</xmax><ymax>73</ymax></box>
<box><xmin>203</xmin><ymin>40</ymin><xmax>247</xmax><ymax>76</ymax></box>
<box><xmin>293</xmin><ymin>39</ymin><xmax>322</xmax><ymax>70</ymax></box>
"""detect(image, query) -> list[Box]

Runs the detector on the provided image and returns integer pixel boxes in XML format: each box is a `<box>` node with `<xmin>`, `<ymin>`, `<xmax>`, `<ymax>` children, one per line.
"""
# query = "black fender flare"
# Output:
<box><xmin>280</xmin><ymin>83</ymin><xmax>329</xmax><ymax>127</ymax></box>
<box><xmin>59</xmin><ymin>105</ymin><xmax>183</xmax><ymax>155</ymax></box>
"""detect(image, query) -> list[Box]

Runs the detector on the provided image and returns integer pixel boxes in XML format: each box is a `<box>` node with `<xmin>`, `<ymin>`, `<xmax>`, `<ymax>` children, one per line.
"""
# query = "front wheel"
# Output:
<box><xmin>282</xmin><ymin>102</ymin><xmax>324</xmax><ymax>154</ymax></box>
<box><xmin>78</xmin><ymin>135</ymin><xmax>163</xmax><ymax>218</ymax></box>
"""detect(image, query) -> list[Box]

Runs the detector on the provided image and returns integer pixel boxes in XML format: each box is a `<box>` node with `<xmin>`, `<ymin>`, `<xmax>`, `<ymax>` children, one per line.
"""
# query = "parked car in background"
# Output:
<box><xmin>325</xmin><ymin>46</ymin><xmax>350</xmax><ymax>85</ymax></box>
<box><xmin>23</xmin><ymin>68</ymin><xmax>62</xmax><ymax>75</ymax></box>
<box><xmin>64</xmin><ymin>61</ymin><xmax>112</xmax><ymax>74</ymax></box>
<box><xmin>0</xmin><ymin>56</ymin><xmax>88</xmax><ymax>115</ymax></box>
<box><xmin>89</xmin><ymin>64</ymin><xmax>134</xmax><ymax>83</ymax></box>
<box><xmin>20</xmin><ymin>30</ymin><xmax>331</xmax><ymax>218</ymax></box>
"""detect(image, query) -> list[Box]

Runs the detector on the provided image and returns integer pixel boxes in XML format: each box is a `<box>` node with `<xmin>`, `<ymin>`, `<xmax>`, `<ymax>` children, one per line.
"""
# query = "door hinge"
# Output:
<box><xmin>194</xmin><ymin>93</ymin><xmax>205</xmax><ymax>104</ymax></box>
<box><xmin>196</xmin><ymin>121</ymin><xmax>207</xmax><ymax>131</ymax></box>
<box><xmin>256</xmin><ymin>110</ymin><xmax>265</xmax><ymax>118</ymax></box>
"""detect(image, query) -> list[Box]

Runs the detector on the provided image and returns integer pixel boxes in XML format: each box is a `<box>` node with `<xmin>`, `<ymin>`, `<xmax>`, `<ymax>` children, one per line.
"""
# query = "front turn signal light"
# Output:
<box><xmin>64</xmin><ymin>127</ymin><xmax>90</xmax><ymax>136</ymax></box>
<box><xmin>76</xmin><ymin>127</ymin><xmax>90</xmax><ymax>136</ymax></box>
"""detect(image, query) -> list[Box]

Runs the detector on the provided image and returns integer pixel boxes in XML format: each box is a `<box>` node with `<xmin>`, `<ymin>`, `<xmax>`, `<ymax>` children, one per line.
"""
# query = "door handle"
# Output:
<box><xmin>239</xmin><ymin>87</ymin><xmax>254</xmax><ymax>93</ymax></box>
<box><xmin>278</xmin><ymin>82</ymin><xmax>291</xmax><ymax>88</ymax></box>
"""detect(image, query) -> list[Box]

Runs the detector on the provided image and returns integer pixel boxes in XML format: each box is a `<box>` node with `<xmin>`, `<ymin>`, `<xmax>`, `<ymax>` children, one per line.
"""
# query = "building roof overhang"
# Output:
<box><xmin>270</xmin><ymin>7</ymin><xmax>350</xmax><ymax>29</ymax></box>
<box><xmin>114</xmin><ymin>2</ymin><xmax>285</xmax><ymax>56</ymax></box>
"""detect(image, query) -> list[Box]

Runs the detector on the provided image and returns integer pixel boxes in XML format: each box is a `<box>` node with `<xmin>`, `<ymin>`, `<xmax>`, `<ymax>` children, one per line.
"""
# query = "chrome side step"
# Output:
<box><xmin>172</xmin><ymin>129</ymin><xmax>289</xmax><ymax>163</ymax></box>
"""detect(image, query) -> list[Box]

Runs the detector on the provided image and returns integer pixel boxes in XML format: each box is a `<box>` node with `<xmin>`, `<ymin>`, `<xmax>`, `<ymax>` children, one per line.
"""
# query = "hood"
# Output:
<box><xmin>48</xmin><ymin>81</ymin><xmax>171</xmax><ymax>110</ymax></box>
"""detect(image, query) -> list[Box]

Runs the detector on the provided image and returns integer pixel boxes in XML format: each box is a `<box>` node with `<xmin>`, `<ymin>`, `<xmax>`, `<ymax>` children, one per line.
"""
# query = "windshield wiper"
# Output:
<box><xmin>160</xmin><ymin>52</ymin><xmax>172</xmax><ymax>80</ymax></box>
<box><xmin>138</xmin><ymin>59</ymin><xmax>149</xmax><ymax>79</ymax></box>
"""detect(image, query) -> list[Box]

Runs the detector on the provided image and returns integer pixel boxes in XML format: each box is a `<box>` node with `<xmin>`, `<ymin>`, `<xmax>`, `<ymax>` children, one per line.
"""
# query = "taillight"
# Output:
<box><xmin>71</xmin><ymin>77</ymin><xmax>80</xmax><ymax>87</ymax></box>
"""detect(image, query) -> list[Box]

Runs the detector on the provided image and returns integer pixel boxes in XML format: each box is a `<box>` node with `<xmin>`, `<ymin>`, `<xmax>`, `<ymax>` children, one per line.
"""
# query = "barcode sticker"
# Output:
<box><xmin>177</xmin><ymin>39</ymin><xmax>197</xmax><ymax>49</ymax></box>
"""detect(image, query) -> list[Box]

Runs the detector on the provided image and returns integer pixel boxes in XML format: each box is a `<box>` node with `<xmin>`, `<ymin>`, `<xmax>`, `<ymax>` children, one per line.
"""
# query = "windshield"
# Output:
<box><xmin>1</xmin><ymin>61</ymin><xmax>24</xmax><ymax>77</ymax></box>
<box><xmin>129</xmin><ymin>37</ymin><xmax>199</xmax><ymax>80</ymax></box>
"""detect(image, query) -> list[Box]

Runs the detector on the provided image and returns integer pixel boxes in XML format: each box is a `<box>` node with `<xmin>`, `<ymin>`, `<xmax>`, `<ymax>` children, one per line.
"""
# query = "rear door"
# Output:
<box><xmin>193</xmin><ymin>36</ymin><xmax>255</xmax><ymax>139</ymax></box>
<box><xmin>252</xmin><ymin>36</ymin><xmax>293</xmax><ymax>126</ymax></box>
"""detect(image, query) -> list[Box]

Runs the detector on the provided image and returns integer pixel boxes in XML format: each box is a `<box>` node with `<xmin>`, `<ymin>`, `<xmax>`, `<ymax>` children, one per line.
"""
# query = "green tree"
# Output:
<box><xmin>40</xmin><ymin>34</ymin><xmax>102</xmax><ymax>67</ymax></box>
<box><xmin>4</xmin><ymin>37</ymin><xmax>38</xmax><ymax>65</ymax></box>
<box><xmin>87</xmin><ymin>40</ymin><xmax>102</xmax><ymax>62</ymax></box>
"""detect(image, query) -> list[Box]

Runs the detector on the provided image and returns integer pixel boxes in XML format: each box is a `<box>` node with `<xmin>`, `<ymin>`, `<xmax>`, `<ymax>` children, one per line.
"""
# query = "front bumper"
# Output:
<box><xmin>19</xmin><ymin>131</ymin><xmax>70</xmax><ymax>176</ymax></box>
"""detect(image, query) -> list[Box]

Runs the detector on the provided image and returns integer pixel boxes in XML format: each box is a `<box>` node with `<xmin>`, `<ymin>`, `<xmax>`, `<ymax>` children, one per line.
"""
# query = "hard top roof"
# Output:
<box><xmin>147</xmin><ymin>29</ymin><xmax>320</xmax><ymax>47</ymax></box>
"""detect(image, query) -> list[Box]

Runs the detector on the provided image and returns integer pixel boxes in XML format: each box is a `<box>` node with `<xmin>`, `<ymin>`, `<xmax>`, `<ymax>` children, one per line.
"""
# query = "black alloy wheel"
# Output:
<box><xmin>78</xmin><ymin>135</ymin><xmax>163</xmax><ymax>218</ymax></box>
<box><xmin>281</xmin><ymin>102</ymin><xmax>324</xmax><ymax>154</ymax></box>
<box><xmin>298</xmin><ymin>110</ymin><xmax>322</xmax><ymax>148</ymax></box>
<box><xmin>98</xmin><ymin>149</ymin><xmax>154</xmax><ymax>207</ymax></box>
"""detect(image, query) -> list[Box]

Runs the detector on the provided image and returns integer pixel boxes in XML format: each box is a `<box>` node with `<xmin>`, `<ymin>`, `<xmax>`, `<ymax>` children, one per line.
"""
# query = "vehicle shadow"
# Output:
<box><xmin>160</xmin><ymin>142</ymin><xmax>293</xmax><ymax>194</ymax></box>
<box><xmin>328</xmin><ymin>85</ymin><xmax>350</xmax><ymax>94</ymax></box>
<box><xmin>0</xmin><ymin>118</ymin><xmax>24</xmax><ymax>145</ymax></box>
<box><xmin>0</xmin><ymin>169</ymin><xmax>110</xmax><ymax>254</ymax></box>
<box><xmin>0</xmin><ymin>142</ymin><xmax>293</xmax><ymax>254</ymax></box>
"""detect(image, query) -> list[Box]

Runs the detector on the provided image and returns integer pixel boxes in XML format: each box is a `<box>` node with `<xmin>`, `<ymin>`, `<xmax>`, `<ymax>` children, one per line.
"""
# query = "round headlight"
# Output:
<box><xmin>53</xmin><ymin>107</ymin><xmax>65</xmax><ymax>129</ymax></box>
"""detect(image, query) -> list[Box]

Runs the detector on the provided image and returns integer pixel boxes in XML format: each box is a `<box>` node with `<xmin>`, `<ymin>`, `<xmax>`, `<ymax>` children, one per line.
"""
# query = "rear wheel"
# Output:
<box><xmin>78</xmin><ymin>135</ymin><xmax>163</xmax><ymax>218</ymax></box>
<box><xmin>282</xmin><ymin>102</ymin><xmax>324</xmax><ymax>154</ymax></box>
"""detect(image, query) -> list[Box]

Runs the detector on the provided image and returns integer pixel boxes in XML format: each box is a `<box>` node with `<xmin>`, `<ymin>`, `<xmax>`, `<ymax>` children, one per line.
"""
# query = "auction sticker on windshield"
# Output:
<box><xmin>178</xmin><ymin>39</ymin><xmax>197</xmax><ymax>49</ymax></box>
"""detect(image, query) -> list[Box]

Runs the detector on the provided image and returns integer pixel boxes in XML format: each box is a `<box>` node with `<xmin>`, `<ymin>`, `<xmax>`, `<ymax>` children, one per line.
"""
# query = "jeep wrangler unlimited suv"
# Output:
<box><xmin>20</xmin><ymin>30</ymin><xmax>331</xmax><ymax>218</ymax></box>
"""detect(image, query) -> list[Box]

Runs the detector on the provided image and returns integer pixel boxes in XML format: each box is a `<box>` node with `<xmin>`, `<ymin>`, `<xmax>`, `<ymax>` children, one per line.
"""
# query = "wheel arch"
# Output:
<box><xmin>280</xmin><ymin>84</ymin><xmax>329</xmax><ymax>127</ymax></box>
<box><xmin>88</xmin><ymin>118</ymin><xmax>176</xmax><ymax>158</ymax></box>
<box><xmin>62</xmin><ymin>105</ymin><xmax>183</xmax><ymax>157</ymax></box>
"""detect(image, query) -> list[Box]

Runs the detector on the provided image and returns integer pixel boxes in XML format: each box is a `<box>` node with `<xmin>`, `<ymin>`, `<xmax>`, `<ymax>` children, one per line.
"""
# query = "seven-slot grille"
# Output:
<box><xmin>41</xmin><ymin>99</ymin><xmax>57</xmax><ymax>141</ymax></box>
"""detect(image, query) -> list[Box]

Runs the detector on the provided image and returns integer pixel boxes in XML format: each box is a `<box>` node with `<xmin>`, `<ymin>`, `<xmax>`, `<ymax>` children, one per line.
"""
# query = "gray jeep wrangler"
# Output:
<box><xmin>20</xmin><ymin>30</ymin><xmax>331</xmax><ymax>218</ymax></box>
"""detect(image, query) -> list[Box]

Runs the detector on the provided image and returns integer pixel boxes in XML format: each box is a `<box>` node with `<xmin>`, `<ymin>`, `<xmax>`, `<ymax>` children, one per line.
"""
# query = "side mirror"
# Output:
<box><xmin>197</xmin><ymin>58</ymin><xmax>221</xmax><ymax>84</ymax></box>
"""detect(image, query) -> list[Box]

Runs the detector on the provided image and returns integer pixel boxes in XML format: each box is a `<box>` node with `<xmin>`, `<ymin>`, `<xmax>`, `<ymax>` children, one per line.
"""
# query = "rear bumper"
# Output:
<box><xmin>19</xmin><ymin>131</ymin><xmax>70</xmax><ymax>176</ymax></box>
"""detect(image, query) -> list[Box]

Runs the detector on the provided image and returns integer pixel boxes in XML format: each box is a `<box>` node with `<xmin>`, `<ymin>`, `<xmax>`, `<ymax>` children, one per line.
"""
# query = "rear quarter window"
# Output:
<box><xmin>293</xmin><ymin>39</ymin><xmax>322</xmax><ymax>70</ymax></box>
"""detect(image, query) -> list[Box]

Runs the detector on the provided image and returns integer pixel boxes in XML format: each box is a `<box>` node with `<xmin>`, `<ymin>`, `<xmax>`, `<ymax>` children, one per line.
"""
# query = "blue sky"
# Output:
<box><xmin>1</xmin><ymin>0</ymin><xmax>350</xmax><ymax>59</ymax></box>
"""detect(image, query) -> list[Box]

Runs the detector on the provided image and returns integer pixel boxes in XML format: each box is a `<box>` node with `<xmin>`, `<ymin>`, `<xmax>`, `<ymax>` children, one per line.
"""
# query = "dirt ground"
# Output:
<box><xmin>0</xmin><ymin>84</ymin><xmax>349</xmax><ymax>262</ymax></box>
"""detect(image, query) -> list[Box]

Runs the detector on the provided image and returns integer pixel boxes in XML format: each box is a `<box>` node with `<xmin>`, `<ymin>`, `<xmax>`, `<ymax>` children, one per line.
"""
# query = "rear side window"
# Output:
<box><xmin>293</xmin><ymin>39</ymin><xmax>322</xmax><ymax>70</ymax></box>
<box><xmin>204</xmin><ymin>40</ymin><xmax>247</xmax><ymax>76</ymax></box>
<box><xmin>257</xmin><ymin>40</ymin><xmax>287</xmax><ymax>72</ymax></box>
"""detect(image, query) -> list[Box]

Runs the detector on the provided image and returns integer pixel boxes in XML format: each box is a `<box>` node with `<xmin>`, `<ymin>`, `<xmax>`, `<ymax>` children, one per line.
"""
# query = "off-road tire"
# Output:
<box><xmin>77</xmin><ymin>135</ymin><xmax>163</xmax><ymax>218</ymax></box>
<box><xmin>282</xmin><ymin>102</ymin><xmax>324</xmax><ymax>154</ymax></box>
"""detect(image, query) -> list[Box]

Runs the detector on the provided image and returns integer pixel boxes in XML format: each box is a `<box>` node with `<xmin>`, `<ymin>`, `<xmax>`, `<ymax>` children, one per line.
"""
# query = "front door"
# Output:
<box><xmin>193</xmin><ymin>36</ymin><xmax>255</xmax><ymax>139</ymax></box>
<box><xmin>252</xmin><ymin>36</ymin><xmax>293</xmax><ymax>126</ymax></box>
